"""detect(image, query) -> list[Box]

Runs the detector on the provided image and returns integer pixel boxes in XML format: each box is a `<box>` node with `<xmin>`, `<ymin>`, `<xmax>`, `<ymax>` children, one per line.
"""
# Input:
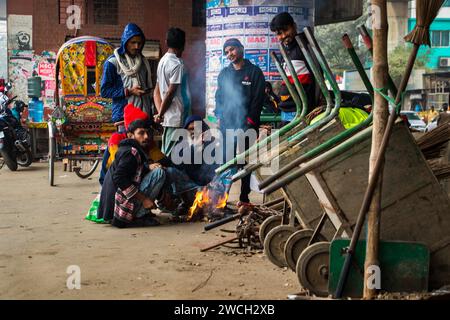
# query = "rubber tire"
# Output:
<box><xmin>74</xmin><ymin>159</ymin><xmax>100</xmax><ymax>179</ymax></box>
<box><xmin>284</xmin><ymin>229</ymin><xmax>327</xmax><ymax>272</ymax></box>
<box><xmin>1</xmin><ymin>148</ymin><xmax>18</xmax><ymax>171</ymax></box>
<box><xmin>259</xmin><ymin>215</ymin><xmax>282</xmax><ymax>244</ymax></box>
<box><xmin>264</xmin><ymin>225</ymin><xmax>298</xmax><ymax>268</ymax></box>
<box><xmin>17</xmin><ymin>149</ymin><xmax>32</xmax><ymax>167</ymax></box>
<box><xmin>296</xmin><ymin>242</ymin><xmax>331</xmax><ymax>297</ymax></box>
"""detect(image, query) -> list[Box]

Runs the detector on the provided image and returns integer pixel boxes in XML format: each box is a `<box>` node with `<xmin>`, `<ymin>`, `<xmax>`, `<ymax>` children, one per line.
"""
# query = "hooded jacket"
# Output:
<box><xmin>101</xmin><ymin>23</ymin><xmax>153</xmax><ymax>122</ymax></box>
<box><xmin>215</xmin><ymin>59</ymin><xmax>265</xmax><ymax>130</ymax></box>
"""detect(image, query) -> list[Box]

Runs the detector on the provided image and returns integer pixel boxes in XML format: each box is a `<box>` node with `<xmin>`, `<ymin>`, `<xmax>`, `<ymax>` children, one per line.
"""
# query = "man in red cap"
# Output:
<box><xmin>97</xmin><ymin>104</ymin><xmax>199</xmax><ymax>227</ymax></box>
<box><xmin>98</xmin><ymin>104</ymin><xmax>164</xmax><ymax>185</ymax></box>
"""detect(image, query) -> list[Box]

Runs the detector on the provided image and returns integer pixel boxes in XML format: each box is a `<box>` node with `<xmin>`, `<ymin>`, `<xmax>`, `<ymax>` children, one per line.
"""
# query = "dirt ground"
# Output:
<box><xmin>0</xmin><ymin>162</ymin><xmax>298</xmax><ymax>300</ymax></box>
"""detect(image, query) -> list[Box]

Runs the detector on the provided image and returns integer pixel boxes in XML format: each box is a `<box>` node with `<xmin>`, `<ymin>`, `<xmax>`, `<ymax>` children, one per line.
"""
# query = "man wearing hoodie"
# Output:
<box><xmin>215</xmin><ymin>38</ymin><xmax>265</xmax><ymax>206</ymax></box>
<box><xmin>101</xmin><ymin>23</ymin><xmax>153</xmax><ymax>124</ymax></box>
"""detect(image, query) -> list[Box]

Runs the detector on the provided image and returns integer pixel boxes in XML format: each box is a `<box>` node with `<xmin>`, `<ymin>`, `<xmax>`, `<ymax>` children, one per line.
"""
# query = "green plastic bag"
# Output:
<box><xmin>85</xmin><ymin>195</ymin><xmax>107</xmax><ymax>224</ymax></box>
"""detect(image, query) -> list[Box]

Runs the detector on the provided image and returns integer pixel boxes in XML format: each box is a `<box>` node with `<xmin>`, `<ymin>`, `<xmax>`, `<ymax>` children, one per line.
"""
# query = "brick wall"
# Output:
<box><xmin>169</xmin><ymin>0</ymin><xmax>206</xmax><ymax>115</ymax></box>
<box><xmin>9</xmin><ymin>0</ymin><xmax>206</xmax><ymax>115</ymax></box>
<box><xmin>7</xmin><ymin>0</ymin><xmax>33</xmax><ymax>15</ymax></box>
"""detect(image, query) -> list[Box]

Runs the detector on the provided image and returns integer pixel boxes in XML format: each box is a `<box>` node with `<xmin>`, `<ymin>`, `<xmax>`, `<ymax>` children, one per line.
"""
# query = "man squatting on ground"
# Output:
<box><xmin>101</xmin><ymin>23</ymin><xmax>154</xmax><ymax>124</ymax></box>
<box><xmin>97</xmin><ymin>106</ymin><xmax>199</xmax><ymax>228</ymax></box>
<box><xmin>214</xmin><ymin>38</ymin><xmax>265</xmax><ymax>206</ymax></box>
<box><xmin>154</xmin><ymin>28</ymin><xmax>191</xmax><ymax>157</ymax></box>
<box><xmin>269</xmin><ymin>12</ymin><xmax>316</xmax><ymax>125</ymax></box>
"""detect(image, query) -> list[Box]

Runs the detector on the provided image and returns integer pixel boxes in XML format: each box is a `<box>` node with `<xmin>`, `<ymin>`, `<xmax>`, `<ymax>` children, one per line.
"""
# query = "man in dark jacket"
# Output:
<box><xmin>98</xmin><ymin>116</ymin><xmax>199</xmax><ymax>227</ymax></box>
<box><xmin>101</xmin><ymin>23</ymin><xmax>153</xmax><ymax>123</ymax></box>
<box><xmin>214</xmin><ymin>38</ymin><xmax>265</xmax><ymax>205</ymax></box>
<box><xmin>173</xmin><ymin>115</ymin><xmax>218</xmax><ymax>187</ymax></box>
<box><xmin>98</xmin><ymin>119</ymin><xmax>165</xmax><ymax>228</ymax></box>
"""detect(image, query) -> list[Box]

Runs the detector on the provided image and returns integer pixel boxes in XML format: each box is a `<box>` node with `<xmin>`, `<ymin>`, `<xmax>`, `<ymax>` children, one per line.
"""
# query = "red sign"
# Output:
<box><xmin>38</xmin><ymin>61</ymin><xmax>55</xmax><ymax>80</ymax></box>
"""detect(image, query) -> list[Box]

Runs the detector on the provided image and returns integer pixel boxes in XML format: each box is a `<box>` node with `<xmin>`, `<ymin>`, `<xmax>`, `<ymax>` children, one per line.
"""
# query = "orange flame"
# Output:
<box><xmin>216</xmin><ymin>193</ymin><xmax>229</xmax><ymax>209</ymax></box>
<box><xmin>187</xmin><ymin>188</ymin><xmax>229</xmax><ymax>221</ymax></box>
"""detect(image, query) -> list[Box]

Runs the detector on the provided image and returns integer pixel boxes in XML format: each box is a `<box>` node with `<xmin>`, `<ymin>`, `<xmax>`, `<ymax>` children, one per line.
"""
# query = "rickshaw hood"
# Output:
<box><xmin>118</xmin><ymin>23</ymin><xmax>146</xmax><ymax>55</ymax></box>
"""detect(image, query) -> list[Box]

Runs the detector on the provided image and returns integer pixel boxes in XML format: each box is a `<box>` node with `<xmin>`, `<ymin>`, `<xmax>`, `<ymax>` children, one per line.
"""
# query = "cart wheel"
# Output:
<box><xmin>73</xmin><ymin>159</ymin><xmax>100</xmax><ymax>179</ymax></box>
<box><xmin>259</xmin><ymin>215</ymin><xmax>282</xmax><ymax>244</ymax></box>
<box><xmin>264</xmin><ymin>225</ymin><xmax>298</xmax><ymax>268</ymax></box>
<box><xmin>284</xmin><ymin>229</ymin><xmax>327</xmax><ymax>271</ymax></box>
<box><xmin>296</xmin><ymin>242</ymin><xmax>331</xmax><ymax>297</ymax></box>
<box><xmin>48</xmin><ymin>123</ymin><xmax>56</xmax><ymax>187</ymax></box>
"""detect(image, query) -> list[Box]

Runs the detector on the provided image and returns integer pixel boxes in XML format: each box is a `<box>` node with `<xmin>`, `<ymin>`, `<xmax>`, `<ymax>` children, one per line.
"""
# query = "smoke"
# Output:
<box><xmin>216</xmin><ymin>68</ymin><xmax>248</xmax><ymax>130</ymax></box>
<box><xmin>184</xmin><ymin>39</ymin><xmax>206</xmax><ymax>117</ymax></box>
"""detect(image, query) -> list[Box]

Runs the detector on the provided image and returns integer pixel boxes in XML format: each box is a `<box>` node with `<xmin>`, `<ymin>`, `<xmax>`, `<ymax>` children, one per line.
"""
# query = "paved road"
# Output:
<box><xmin>0</xmin><ymin>162</ymin><xmax>297</xmax><ymax>299</ymax></box>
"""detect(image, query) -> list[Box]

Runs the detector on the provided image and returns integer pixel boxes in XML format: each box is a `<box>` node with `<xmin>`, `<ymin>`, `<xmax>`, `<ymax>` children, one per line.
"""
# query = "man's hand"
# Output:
<box><xmin>142</xmin><ymin>197</ymin><xmax>156</xmax><ymax>210</ymax></box>
<box><xmin>154</xmin><ymin>114</ymin><xmax>163</xmax><ymax>124</ymax></box>
<box><xmin>129</xmin><ymin>86</ymin><xmax>146</xmax><ymax>97</ymax></box>
<box><xmin>149</xmin><ymin>163</ymin><xmax>162</xmax><ymax>171</ymax></box>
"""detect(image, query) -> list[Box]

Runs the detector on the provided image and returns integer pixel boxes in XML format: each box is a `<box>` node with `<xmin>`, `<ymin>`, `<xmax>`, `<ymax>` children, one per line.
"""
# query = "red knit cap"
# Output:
<box><xmin>123</xmin><ymin>103</ymin><xmax>149</xmax><ymax>130</ymax></box>
<box><xmin>108</xmin><ymin>132</ymin><xmax>127</xmax><ymax>147</ymax></box>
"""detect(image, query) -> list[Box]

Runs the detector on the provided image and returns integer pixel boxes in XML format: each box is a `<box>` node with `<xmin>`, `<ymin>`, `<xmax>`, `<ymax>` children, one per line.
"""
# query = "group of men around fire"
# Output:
<box><xmin>95</xmin><ymin>12</ymin><xmax>318</xmax><ymax>228</ymax></box>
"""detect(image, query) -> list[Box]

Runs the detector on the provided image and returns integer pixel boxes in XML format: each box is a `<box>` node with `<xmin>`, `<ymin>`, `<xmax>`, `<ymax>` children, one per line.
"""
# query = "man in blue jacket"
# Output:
<box><xmin>101</xmin><ymin>23</ymin><xmax>153</xmax><ymax>124</ymax></box>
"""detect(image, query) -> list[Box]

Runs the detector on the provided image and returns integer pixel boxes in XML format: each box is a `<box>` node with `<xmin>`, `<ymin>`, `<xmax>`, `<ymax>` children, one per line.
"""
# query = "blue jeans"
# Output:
<box><xmin>165</xmin><ymin>167</ymin><xmax>199</xmax><ymax>195</ymax></box>
<box><xmin>135</xmin><ymin>168</ymin><xmax>166</xmax><ymax>218</ymax></box>
<box><xmin>135</xmin><ymin>167</ymin><xmax>199</xmax><ymax>217</ymax></box>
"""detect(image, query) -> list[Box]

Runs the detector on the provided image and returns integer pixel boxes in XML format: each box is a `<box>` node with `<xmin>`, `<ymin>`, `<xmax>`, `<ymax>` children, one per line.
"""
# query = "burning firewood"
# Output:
<box><xmin>187</xmin><ymin>169</ymin><xmax>236</xmax><ymax>222</ymax></box>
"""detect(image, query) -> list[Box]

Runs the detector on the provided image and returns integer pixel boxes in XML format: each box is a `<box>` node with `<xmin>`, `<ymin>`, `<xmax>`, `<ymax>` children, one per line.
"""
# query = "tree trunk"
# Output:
<box><xmin>364</xmin><ymin>0</ymin><xmax>389</xmax><ymax>300</ymax></box>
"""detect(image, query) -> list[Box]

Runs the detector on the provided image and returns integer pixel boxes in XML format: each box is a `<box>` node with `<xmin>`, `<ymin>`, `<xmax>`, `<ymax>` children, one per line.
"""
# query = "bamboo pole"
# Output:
<box><xmin>364</xmin><ymin>0</ymin><xmax>389</xmax><ymax>300</ymax></box>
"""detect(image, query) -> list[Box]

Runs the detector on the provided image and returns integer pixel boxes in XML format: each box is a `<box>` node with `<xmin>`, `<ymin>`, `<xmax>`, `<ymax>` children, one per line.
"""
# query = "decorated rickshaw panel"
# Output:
<box><xmin>57</xmin><ymin>40</ymin><xmax>115</xmax><ymax>156</ymax></box>
<box><xmin>96</xmin><ymin>43</ymin><xmax>114</xmax><ymax>95</ymax></box>
<box><xmin>60</xmin><ymin>96</ymin><xmax>115</xmax><ymax>155</ymax></box>
<box><xmin>60</xmin><ymin>43</ymin><xmax>86</xmax><ymax>96</ymax></box>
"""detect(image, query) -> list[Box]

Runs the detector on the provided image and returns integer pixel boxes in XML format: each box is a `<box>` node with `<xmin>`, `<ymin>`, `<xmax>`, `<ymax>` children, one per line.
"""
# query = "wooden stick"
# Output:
<box><xmin>200</xmin><ymin>236</ymin><xmax>239</xmax><ymax>252</ymax></box>
<box><xmin>364</xmin><ymin>0</ymin><xmax>388</xmax><ymax>300</ymax></box>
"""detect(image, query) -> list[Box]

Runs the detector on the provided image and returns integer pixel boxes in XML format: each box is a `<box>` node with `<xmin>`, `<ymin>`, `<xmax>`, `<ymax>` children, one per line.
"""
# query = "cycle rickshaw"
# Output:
<box><xmin>48</xmin><ymin>36</ymin><xmax>115</xmax><ymax>186</ymax></box>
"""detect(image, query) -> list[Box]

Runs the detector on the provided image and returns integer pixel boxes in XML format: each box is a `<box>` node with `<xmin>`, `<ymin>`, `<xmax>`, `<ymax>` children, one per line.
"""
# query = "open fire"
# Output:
<box><xmin>187</xmin><ymin>187</ymin><xmax>229</xmax><ymax>222</ymax></box>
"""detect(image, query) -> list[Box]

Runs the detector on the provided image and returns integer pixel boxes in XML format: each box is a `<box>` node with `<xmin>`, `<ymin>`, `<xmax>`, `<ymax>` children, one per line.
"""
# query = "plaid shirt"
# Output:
<box><xmin>113</xmin><ymin>143</ymin><xmax>146</xmax><ymax>222</ymax></box>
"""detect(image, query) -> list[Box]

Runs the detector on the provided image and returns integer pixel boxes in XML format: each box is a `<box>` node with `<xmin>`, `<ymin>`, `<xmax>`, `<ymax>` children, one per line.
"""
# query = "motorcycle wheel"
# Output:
<box><xmin>17</xmin><ymin>148</ymin><xmax>33</xmax><ymax>167</ymax></box>
<box><xmin>0</xmin><ymin>148</ymin><xmax>18</xmax><ymax>171</ymax></box>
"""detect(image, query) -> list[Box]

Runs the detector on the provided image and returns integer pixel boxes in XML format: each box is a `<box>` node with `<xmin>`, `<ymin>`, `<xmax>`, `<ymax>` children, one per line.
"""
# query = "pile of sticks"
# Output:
<box><xmin>236</xmin><ymin>206</ymin><xmax>280</xmax><ymax>250</ymax></box>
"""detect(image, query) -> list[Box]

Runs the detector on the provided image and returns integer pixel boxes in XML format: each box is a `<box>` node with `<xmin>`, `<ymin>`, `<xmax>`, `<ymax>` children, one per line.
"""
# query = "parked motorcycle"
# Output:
<box><xmin>0</xmin><ymin>85</ymin><xmax>32</xmax><ymax>171</ymax></box>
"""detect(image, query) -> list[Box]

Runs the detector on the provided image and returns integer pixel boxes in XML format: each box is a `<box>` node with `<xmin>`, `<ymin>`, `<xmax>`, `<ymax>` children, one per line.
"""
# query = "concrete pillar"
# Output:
<box><xmin>387</xmin><ymin>0</ymin><xmax>409</xmax><ymax>52</ymax></box>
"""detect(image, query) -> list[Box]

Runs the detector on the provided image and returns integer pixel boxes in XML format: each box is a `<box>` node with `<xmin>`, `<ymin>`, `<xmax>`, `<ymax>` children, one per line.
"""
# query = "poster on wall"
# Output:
<box><xmin>7</xmin><ymin>15</ymin><xmax>32</xmax><ymax>50</ymax></box>
<box><xmin>205</xmin><ymin>0</ymin><xmax>314</xmax><ymax>112</ymax></box>
<box><xmin>34</xmin><ymin>51</ymin><xmax>57</xmax><ymax>109</ymax></box>
<box><xmin>8</xmin><ymin>50</ymin><xmax>33</xmax><ymax>102</ymax></box>
<box><xmin>0</xmin><ymin>19</ymin><xmax>7</xmax><ymax>79</ymax></box>
<box><xmin>9</xmin><ymin>50</ymin><xmax>57</xmax><ymax>112</ymax></box>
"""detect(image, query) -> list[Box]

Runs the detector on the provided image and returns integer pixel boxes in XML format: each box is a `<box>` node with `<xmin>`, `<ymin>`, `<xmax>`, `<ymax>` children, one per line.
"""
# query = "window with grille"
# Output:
<box><xmin>59</xmin><ymin>0</ymin><xmax>118</xmax><ymax>25</ymax></box>
<box><xmin>92</xmin><ymin>0</ymin><xmax>118</xmax><ymax>25</ymax></box>
<box><xmin>431</xmin><ymin>31</ymin><xmax>450</xmax><ymax>48</ymax></box>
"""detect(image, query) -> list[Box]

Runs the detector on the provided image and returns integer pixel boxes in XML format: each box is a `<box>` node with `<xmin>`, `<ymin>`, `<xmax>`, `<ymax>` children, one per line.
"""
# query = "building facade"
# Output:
<box><xmin>2</xmin><ymin>0</ymin><xmax>206</xmax><ymax>114</ymax></box>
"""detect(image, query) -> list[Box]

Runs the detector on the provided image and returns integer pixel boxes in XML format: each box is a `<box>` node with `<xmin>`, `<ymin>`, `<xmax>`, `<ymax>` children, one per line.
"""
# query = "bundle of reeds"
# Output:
<box><xmin>416</xmin><ymin>123</ymin><xmax>450</xmax><ymax>180</ymax></box>
<box><xmin>417</xmin><ymin>123</ymin><xmax>450</xmax><ymax>160</ymax></box>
